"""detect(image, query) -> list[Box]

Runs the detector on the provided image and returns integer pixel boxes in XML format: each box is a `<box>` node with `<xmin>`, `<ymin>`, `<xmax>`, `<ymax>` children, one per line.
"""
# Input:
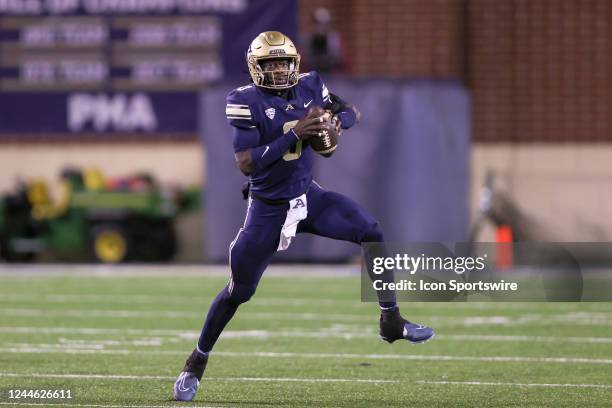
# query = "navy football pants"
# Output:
<box><xmin>197</xmin><ymin>182</ymin><xmax>387</xmax><ymax>353</ymax></box>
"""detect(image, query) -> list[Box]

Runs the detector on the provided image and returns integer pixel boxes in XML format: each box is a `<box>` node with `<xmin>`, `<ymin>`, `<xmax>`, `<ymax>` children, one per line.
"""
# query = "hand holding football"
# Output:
<box><xmin>306</xmin><ymin>107</ymin><xmax>339</xmax><ymax>156</ymax></box>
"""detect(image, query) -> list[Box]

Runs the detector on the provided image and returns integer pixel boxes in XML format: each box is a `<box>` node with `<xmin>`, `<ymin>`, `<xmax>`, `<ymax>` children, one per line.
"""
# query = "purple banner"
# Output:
<box><xmin>0</xmin><ymin>92</ymin><xmax>198</xmax><ymax>137</ymax></box>
<box><xmin>0</xmin><ymin>0</ymin><xmax>281</xmax><ymax>16</ymax></box>
<box><xmin>0</xmin><ymin>0</ymin><xmax>296</xmax><ymax>79</ymax></box>
<box><xmin>0</xmin><ymin>0</ymin><xmax>296</xmax><ymax>136</ymax></box>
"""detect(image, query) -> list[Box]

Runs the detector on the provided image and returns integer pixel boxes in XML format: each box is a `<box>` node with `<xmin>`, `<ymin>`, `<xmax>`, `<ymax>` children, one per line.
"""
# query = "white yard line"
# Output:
<box><xmin>416</xmin><ymin>380</ymin><xmax>612</xmax><ymax>389</ymax></box>
<box><xmin>0</xmin><ymin>373</ymin><xmax>173</xmax><ymax>380</ymax></box>
<box><xmin>1</xmin><ymin>347</ymin><xmax>611</xmax><ymax>365</ymax></box>
<box><xmin>4</xmin><ymin>293</ymin><xmax>607</xmax><ymax>313</ymax></box>
<box><xmin>0</xmin><ymin>293</ymin><xmax>364</xmax><ymax>308</ymax></box>
<box><xmin>437</xmin><ymin>334</ymin><xmax>612</xmax><ymax>344</ymax></box>
<box><xmin>0</xmin><ymin>308</ymin><xmax>200</xmax><ymax>319</ymax></box>
<box><xmin>0</xmin><ymin>327</ymin><xmax>197</xmax><ymax>337</ymax></box>
<box><xmin>213</xmin><ymin>351</ymin><xmax>612</xmax><ymax>365</ymax></box>
<box><xmin>0</xmin><ymin>403</ymin><xmax>221</xmax><ymax>408</ymax></box>
<box><xmin>0</xmin><ymin>373</ymin><xmax>609</xmax><ymax>390</ymax></box>
<box><xmin>3</xmin><ymin>326</ymin><xmax>612</xmax><ymax>344</ymax></box>
<box><xmin>1</xmin><ymin>308</ymin><xmax>611</xmax><ymax>326</ymax></box>
<box><xmin>0</xmin><ymin>308</ymin><xmax>373</xmax><ymax>322</ymax></box>
<box><xmin>0</xmin><ymin>264</ymin><xmax>359</xmax><ymax>277</ymax></box>
<box><xmin>0</xmin><ymin>372</ymin><xmax>397</xmax><ymax>384</ymax></box>
<box><xmin>0</xmin><ymin>325</ymin><xmax>379</xmax><ymax>342</ymax></box>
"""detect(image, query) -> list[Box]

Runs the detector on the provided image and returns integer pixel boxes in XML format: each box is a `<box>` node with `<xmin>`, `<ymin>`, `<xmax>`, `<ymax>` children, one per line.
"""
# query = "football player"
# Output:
<box><xmin>173</xmin><ymin>31</ymin><xmax>434</xmax><ymax>401</ymax></box>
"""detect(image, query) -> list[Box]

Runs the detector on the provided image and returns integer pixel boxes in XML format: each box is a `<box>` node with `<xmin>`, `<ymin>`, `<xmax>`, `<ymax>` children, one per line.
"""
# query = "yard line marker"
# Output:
<box><xmin>436</xmin><ymin>334</ymin><xmax>612</xmax><ymax>344</ymax></box>
<box><xmin>1</xmin><ymin>308</ymin><xmax>610</xmax><ymax>326</ymax></box>
<box><xmin>0</xmin><ymin>372</ymin><xmax>174</xmax><ymax>380</ymax></box>
<box><xmin>416</xmin><ymin>380</ymin><xmax>612</xmax><ymax>389</ymax></box>
<box><xmin>0</xmin><ymin>263</ymin><xmax>358</xmax><ymax>277</ymax></box>
<box><xmin>5</xmin><ymin>293</ymin><xmax>608</xmax><ymax>313</ymax></box>
<box><xmin>212</xmin><ymin>376</ymin><xmax>397</xmax><ymax>383</ymax></box>
<box><xmin>0</xmin><ymin>402</ymin><xmax>220</xmax><ymax>408</ymax></box>
<box><xmin>0</xmin><ymin>373</ymin><xmax>609</xmax><ymax>389</ymax></box>
<box><xmin>2</xmin><ymin>347</ymin><xmax>612</xmax><ymax>365</ymax></box>
<box><xmin>0</xmin><ymin>293</ymin><xmax>364</xmax><ymax>307</ymax></box>
<box><xmin>4</xmin><ymin>327</ymin><xmax>612</xmax><ymax>344</ymax></box>
<box><xmin>0</xmin><ymin>372</ymin><xmax>397</xmax><ymax>384</ymax></box>
<box><xmin>0</xmin><ymin>326</ymin><xmax>196</xmax><ymax>336</ymax></box>
<box><xmin>0</xmin><ymin>308</ymin><xmax>372</xmax><ymax>322</ymax></box>
<box><xmin>0</xmin><ymin>308</ymin><xmax>198</xmax><ymax>319</ymax></box>
<box><xmin>212</xmin><ymin>351</ymin><xmax>612</xmax><ymax>365</ymax></box>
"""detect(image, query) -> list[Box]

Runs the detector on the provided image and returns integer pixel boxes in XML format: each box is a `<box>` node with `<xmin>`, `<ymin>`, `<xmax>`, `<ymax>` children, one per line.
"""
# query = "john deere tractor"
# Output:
<box><xmin>0</xmin><ymin>168</ymin><xmax>199</xmax><ymax>263</ymax></box>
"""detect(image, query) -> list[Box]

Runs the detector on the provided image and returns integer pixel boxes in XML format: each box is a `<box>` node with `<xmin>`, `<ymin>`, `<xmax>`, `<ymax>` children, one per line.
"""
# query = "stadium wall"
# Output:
<box><xmin>298</xmin><ymin>0</ymin><xmax>465</xmax><ymax>78</ymax></box>
<box><xmin>300</xmin><ymin>0</ymin><xmax>611</xmax><ymax>143</ymax></box>
<box><xmin>468</xmin><ymin>0</ymin><xmax>610</xmax><ymax>143</ymax></box>
<box><xmin>0</xmin><ymin>142</ymin><xmax>203</xmax><ymax>193</ymax></box>
<box><xmin>471</xmin><ymin>144</ymin><xmax>612</xmax><ymax>242</ymax></box>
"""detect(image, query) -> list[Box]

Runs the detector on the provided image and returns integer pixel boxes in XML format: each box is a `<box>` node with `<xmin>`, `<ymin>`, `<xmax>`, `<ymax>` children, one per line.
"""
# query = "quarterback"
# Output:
<box><xmin>173</xmin><ymin>31</ymin><xmax>434</xmax><ymax>401</ymax></box>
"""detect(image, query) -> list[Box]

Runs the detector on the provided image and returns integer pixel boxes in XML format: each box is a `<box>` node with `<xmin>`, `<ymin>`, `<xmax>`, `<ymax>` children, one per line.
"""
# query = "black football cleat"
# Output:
<box><xmin>379</xmin><ymin>309</ymin><xmax>435</xmax><ymax>344</ymax></box>
<box><xmin>173</xmin><ymin>349</ymin><xmax>208</xmax><ymax>401</ymax></box>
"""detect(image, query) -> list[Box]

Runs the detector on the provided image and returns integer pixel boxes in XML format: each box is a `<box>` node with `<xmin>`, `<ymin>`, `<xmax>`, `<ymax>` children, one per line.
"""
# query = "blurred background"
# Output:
<box><xmin>0</xmin><ymin>0</ymin><xmax>610</xmax><ymax>264</ymax></box>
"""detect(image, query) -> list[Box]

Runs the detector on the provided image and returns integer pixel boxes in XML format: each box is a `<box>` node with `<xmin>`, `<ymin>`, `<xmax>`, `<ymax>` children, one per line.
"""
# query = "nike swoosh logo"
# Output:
<box><xmin>303</xmin><ymin>100</ymin><xmax>313</xmax><ymax>108</ymax></box>
<box><xmin>178</xmin><ymin>373</ymin><xmax>191</xmax><ymax>392</ymax></box>
<box><xmin>261</xmin><ymin>146</ymin><xmax>270</xmax><ymax>157</ymax></box>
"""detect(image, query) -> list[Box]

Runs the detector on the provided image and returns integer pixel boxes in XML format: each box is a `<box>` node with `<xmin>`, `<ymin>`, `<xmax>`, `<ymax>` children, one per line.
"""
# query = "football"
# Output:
<box><xmin>307</xmin><ymin>107</ymin><xmax>339</xmax><ymax>156</ymax></box>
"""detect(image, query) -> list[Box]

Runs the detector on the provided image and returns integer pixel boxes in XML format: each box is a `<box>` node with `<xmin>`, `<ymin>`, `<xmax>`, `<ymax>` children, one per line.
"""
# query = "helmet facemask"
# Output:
<box><xmin>255</xmin><ymin>57</ymin><xmax>299</xmax><ymax>89</ymax></box>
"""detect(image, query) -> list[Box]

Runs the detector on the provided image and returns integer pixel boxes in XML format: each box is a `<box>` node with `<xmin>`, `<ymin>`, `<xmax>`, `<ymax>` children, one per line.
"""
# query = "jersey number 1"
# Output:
<box><xmin>282</xmin><ymin>120</ymin><xmax>302</xmax><ymax>161</ymax></box>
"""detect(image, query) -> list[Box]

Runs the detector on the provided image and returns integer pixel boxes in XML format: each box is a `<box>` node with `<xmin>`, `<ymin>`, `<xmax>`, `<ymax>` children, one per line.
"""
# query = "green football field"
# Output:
<box><xmin>0</xmin><ymin>265</ymin><xmax>611</xmax><ymax>408</ymax></box>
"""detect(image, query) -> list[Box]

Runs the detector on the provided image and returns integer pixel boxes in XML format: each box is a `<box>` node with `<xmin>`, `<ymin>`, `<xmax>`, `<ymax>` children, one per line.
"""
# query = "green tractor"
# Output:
<box><xmin>0</xmin><ymin>168</ymin><xmax>199</xmax><ymax>263</ymax></box>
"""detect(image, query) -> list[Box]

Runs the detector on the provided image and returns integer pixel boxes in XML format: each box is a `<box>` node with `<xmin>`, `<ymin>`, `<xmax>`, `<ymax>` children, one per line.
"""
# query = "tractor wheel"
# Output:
<box><xmin>90</xmin><ymin>225</ymin><xmax>129</xmax><ymax>263</ymax></box>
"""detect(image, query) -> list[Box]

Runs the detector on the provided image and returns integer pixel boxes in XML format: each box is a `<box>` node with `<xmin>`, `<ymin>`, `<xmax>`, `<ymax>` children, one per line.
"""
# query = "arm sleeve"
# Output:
<box><xmin>328</xmin><ymin>93</ymin><xmax>357</xmax><ymax>130</ymax></box>
<box><xmin>231</xmin><ymin>126</ymin><xmax>259</xmax><ymax>152</ymax></box>
<box><xmin>232</xmin><ymin>126</ymin><xmax>299</xmax><ymax>172</ymax></box>
<box><xmin>311</xmin><ymin>72</ymin><xmax>357</xmax><ymax>130</ymax></box>
<box><xmin>248</xmin><ymin>130</ymin><xmax>299</xmax><ymax>172</ymax></box>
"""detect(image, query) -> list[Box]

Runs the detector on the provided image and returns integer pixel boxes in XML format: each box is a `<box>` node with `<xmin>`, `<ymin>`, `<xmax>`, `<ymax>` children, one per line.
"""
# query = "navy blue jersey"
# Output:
<box><xmin>226</xmin><ymin>71</ymin><xmax>332</xmax><ymax>201</ymax></box>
